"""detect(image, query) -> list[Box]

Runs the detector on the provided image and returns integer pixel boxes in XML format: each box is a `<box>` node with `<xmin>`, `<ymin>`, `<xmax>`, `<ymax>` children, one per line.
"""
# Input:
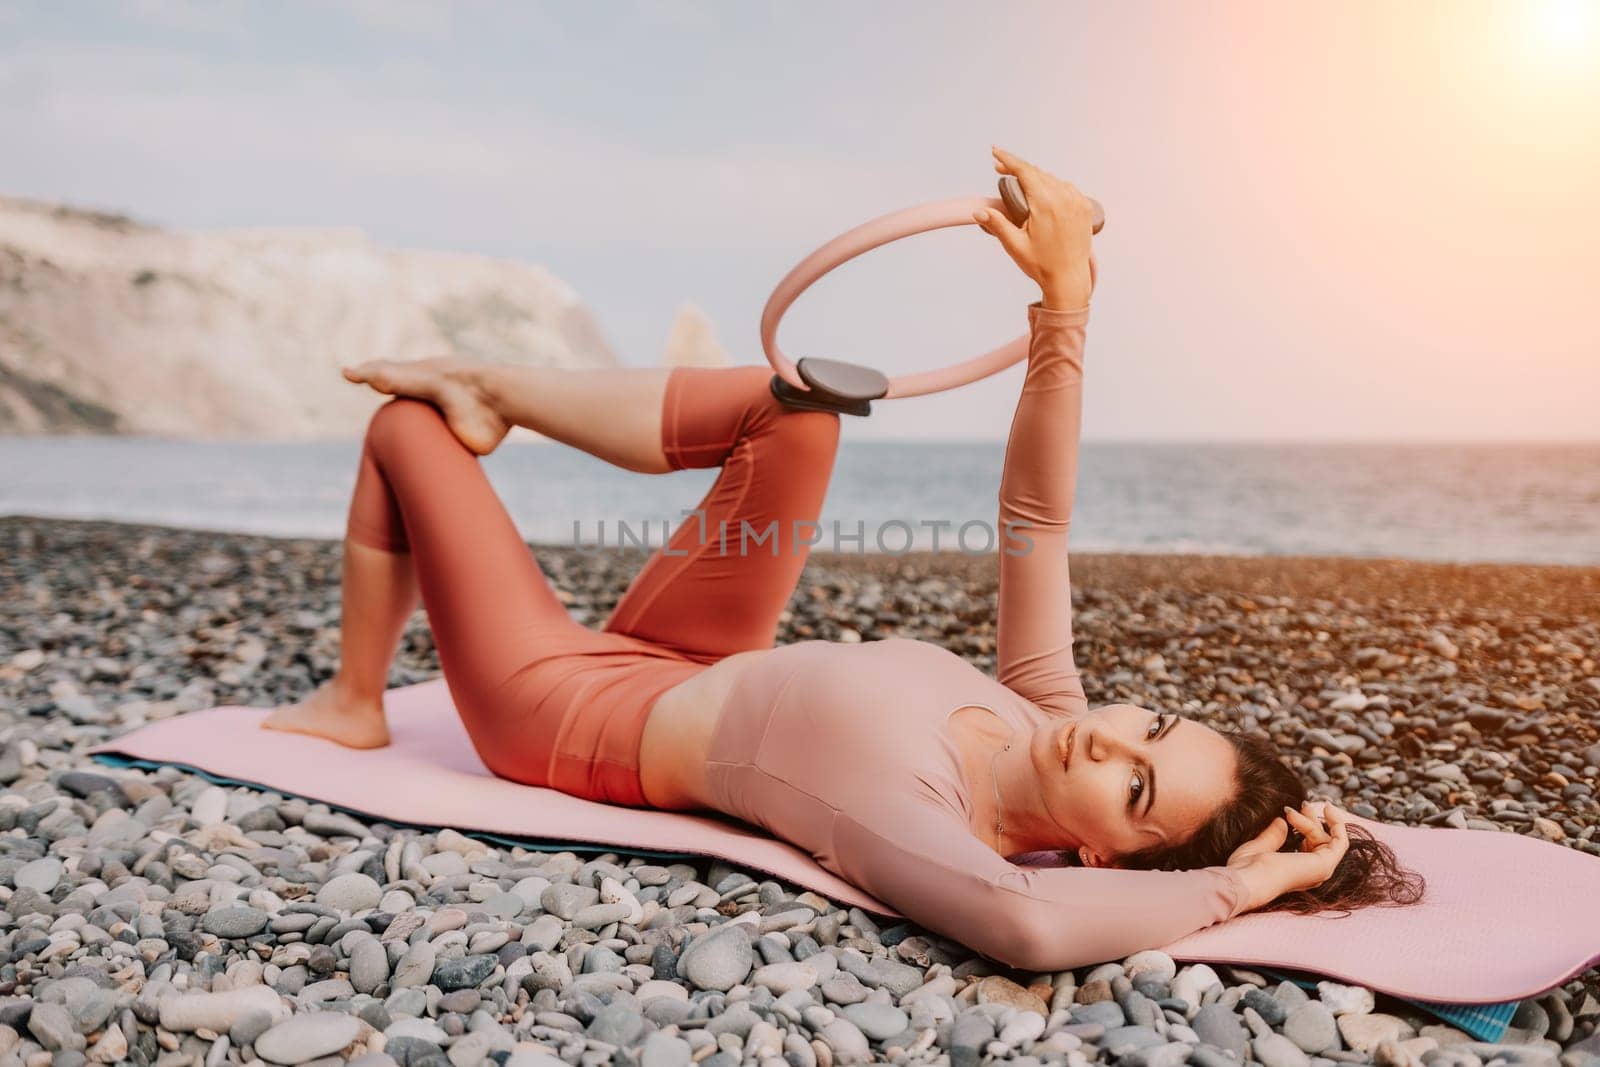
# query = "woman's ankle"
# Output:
<box><xmin>461</xmin><ymin>361</ymin><xmax>511</xmax><ymax>425</ymax></box>
<box><xmin>329</xmin><ymin>671</ymin><xmax>388</xmax><ymax>710</ymax></box>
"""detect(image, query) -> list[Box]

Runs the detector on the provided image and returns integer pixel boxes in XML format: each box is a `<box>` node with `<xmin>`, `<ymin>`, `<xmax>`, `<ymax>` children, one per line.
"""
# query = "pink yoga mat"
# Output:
<box><xmin>92</xmin><ymin>677</ymin><xmax>1600</xmax><ymax>1004</ymax></box>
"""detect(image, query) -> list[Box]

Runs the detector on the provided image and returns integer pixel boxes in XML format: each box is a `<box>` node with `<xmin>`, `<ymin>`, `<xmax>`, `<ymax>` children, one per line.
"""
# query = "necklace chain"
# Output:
<box><xmin>991</xmin><ymin>739</ymin><xmax>1011</xmax><ymax>853</ymax></box>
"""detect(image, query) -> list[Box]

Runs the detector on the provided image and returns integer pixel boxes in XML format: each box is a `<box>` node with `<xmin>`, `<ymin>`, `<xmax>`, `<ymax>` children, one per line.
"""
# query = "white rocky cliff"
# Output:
<box><xmin>661</xmin><ymin>303</ymin><xmax>732</xmax><ymax>369</ymax></box>
<box><xmin>0</xmin><ymin>197</ymin><xmax>639</xmax><ymax>440</ymax></box>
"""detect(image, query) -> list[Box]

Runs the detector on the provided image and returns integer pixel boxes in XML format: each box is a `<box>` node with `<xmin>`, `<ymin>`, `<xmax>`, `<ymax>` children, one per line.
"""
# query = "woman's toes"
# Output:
<box><xmin>344</xmin><ymin>361</ymin><xmax>383</xmax><ymax>387</ymax></box>
<box><xmin>348</xmin><ymin>360</ymin><xmax>404</xmax><ymax>393</ymax></box>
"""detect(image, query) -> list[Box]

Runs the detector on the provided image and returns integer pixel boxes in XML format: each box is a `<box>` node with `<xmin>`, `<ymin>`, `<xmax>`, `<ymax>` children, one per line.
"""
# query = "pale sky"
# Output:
<box><xmin>2</xmin><ymin>0</ymin><xmax>1596</xmax><ymax>441</ymax></box>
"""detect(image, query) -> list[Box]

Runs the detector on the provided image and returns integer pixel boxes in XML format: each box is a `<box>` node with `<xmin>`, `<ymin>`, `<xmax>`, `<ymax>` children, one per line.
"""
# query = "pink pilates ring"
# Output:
<box><xmin>762</xmin><ymin>189</ymin><xmax>1103</xmax><ymax>406</ymax></box>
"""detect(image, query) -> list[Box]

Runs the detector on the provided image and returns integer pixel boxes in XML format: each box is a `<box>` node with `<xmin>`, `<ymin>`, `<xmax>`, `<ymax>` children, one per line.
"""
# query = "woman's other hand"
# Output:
<box><xmin>1224</xmin><ymin>800</ymin><xmax>1352</xmax><ymax>912</ymax></box>
<box><xmin>972</xmin><ymin>146</ymin><xmax>1097</xmax><ymax>311</ymax></box>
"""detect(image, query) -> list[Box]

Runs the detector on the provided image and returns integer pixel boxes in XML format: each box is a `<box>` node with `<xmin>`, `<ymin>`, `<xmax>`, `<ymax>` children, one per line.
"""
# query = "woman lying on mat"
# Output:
<box><xmin>263</xmin><ymin>146</ymin><xmax>1423</xmax><ymax>972</ymax></box>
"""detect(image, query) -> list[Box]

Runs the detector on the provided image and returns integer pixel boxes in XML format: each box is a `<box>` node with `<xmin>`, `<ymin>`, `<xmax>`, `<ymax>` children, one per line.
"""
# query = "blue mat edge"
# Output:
<box><xmin>93</xmin><ymin>751</ymin><xmax>1524</xmax><ymax>1038</ymax></box>
<box><xmin>1256</xmin><ymin>967</ymin><xmax>1517</xmax><ymax>1043</ymax></box>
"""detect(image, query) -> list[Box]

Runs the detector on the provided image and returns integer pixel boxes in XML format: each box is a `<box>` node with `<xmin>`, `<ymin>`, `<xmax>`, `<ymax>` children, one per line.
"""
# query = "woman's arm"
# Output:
<box><xmin>833</xmin><ymin>794</ymin><xmax>1250</xmax><ymax>973</ymax></box>
<box><xmin>828</xmin><ymin>793</ymin><xmax>1351</xmax><ymax>973</ymax></box>
<box><xmin>976</xmin><ymin>147</ymin><xmax>1100</xmax><ymax>716</ymax></box>
<box><xmin>992</xmin><ymin>299</ymin><xmax>1093</xmax><ymax>716</ymax></box>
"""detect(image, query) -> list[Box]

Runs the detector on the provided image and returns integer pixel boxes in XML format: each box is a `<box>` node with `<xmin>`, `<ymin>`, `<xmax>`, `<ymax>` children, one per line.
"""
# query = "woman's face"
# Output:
<box><xmin>1026</xmin><ymin>703</ymin><xmax>1238</xmax><ymax>866</ymax></box>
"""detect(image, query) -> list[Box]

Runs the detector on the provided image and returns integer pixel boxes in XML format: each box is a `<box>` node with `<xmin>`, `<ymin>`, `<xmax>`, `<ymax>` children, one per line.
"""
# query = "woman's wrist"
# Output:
<box><xmin>1039</xmin><ymin>262</ymin><xmax>1093</xmax><ymax>311</ymax></box>
<box><xmin>1226</xmin><ymin>859</ymin><xmax>1274</xmax><ymax>914</ymax></box>
<box><xmin>1040</xmin><ymin>291</ymin><xmax>1091</xmax><ymax>312</ymax></box>
<box><xmin>1039</xmin><ymin>274</ymin><xmax>1092</xmax><ymax>311</ymax></box>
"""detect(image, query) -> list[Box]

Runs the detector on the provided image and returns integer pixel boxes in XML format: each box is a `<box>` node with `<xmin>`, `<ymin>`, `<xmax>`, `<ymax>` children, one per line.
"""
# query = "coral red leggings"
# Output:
<box><xmin>344</xmin><ymin>365</ymin><xmax>840</xmax><ymax>806</ymax></box>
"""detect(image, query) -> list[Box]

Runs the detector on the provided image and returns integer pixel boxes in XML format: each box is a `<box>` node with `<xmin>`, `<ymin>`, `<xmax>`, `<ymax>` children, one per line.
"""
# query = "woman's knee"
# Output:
<box><xmin>760</xmin><ymin>399</ymin><xmax>841</xmax><ymax>466</ymax></box>
<box><xmin>363</xmin><ymin>396</ymin><xmax>453</xmax><ymax>458</ymax></box>
<box><xmin>745</xmin><ymin>370</ymin><xmax>843</xmax><ymax>454</ymax></box>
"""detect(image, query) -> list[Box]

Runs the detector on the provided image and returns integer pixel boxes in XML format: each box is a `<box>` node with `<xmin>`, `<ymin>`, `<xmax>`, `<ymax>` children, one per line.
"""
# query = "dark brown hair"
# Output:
<box><xmin>1119</xmin><ymin>728</ymin><xmax>1425</xmax><ymax>915</ymax></box>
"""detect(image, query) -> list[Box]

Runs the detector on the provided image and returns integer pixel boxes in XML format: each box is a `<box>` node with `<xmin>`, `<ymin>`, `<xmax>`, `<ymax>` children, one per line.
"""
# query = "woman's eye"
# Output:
<box><xmin>1129</xmin><ymin>772</ymin><xmax>1145</xmax><ymax>806</ymax></box>
<box><xmin>1147</xmin><ymin>717</ymin><xmax>1162</xmax><ymax>738</ymax></box>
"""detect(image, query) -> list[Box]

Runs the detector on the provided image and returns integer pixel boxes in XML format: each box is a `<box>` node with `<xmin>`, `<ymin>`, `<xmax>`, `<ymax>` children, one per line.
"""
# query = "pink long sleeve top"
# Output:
<box><xmin>705</xmin><ymin>300</ymin><xmax>1249</xmax><ymax>973</ymax></box>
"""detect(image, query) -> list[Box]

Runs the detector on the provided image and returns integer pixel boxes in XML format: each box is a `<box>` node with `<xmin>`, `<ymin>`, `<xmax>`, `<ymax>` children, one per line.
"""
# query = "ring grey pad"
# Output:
<box><xmin>769</xmin><ymin>374</ymin><xmax>873</xmax><ymax>417</ymax></box>
<box><xmin>796</xmin><ymin>357</ymin><xmax>889</xmax><ymax>401</ymax></box>
<box><xmin>768</xmin><ymin>357</ymin><xmax>888</xmax><ymax>417</ymax></box>
<box><xmin>999</xmin><ymin>175</ymin><xmax>1030</xmax><ymax>226</ymax></box>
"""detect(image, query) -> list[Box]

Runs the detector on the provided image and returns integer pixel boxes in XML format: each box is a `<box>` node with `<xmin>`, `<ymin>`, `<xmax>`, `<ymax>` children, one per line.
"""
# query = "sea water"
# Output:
<box><xmin>2</xmin><ymin>436</ymin><xmax>1596</xmax><ymax>566</ymax></box>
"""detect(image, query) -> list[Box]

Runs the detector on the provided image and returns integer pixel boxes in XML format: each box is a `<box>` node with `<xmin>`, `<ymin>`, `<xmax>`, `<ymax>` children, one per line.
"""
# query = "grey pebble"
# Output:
<box><xmin>254</xmin><ymin>1012</ymin><xmax>362</xmax><ymax>1064</ymax></box>
<box><xmin>386</xmin><ymin>1035</ymin><xmax>446</xmax><ymax>1065</ymax></box>
<box><xmin>1102</xmin><ymin>1025</ymin><xmax>1165</xmax><ymax>1055</ymax></box>
<box><xmin>675</xmin><ymin>924</ymin><xmax>753</xmax><ymax>993</ymax></box>
<box><xmin>1121</xmin><ymin>1043</ymin><xmax>1197</xmax><ymax>1067</ymax></box>
<box><xmin>541</xmin><ymin>883</ymin><xmax>599</xmax><ymax>919</ymax></box>
<box><xmin>751</xmin><ymin>961</ymin><xmax>818</xmax><ymax>995</ymax></box>
<box><xmin>315</xmin><ymin>872</ymin><xmax>382</xmax><ymax>912</ymax></box>
<box><xmin>952</xmin><ymin>1014</ymin><xmax>996</xmax><ymax>1067</ymax></box>
<box><xmin>1285</xmin><ymin>1002</ymin><xmax>1341</xmax><ymax>1055</ymax></box>
<box><xmin>1244</xmin><ymin>987</ymin><xmax>1290</xmax><ymax>1026</ymax></box>
<box><xmin>431</xmin><ymin>954</ymin><xmax>497</xmax><ymax>992</ymax></box>
<box><xmin>13</xmin><ymin>857</ymin><xmax>64</xmax><ymax>893</ymax></box>
<box><xmin>1188</xmin><ymin>1046</ymin><xmax>1243</xmax><ymax>1067</ymax></box>
<box><xmin>841</xmin><ymin>1001</ymin><xmax>908</xmax><ymax>1041</ymax></box>
<box><xmin>587</xmin><ymin>1003</ymin><xmax>645</xmax><ymax>1046</ymax></box>
<box><xmin>1255</xmin><ymin>1033</ymin><xmax>1314</xmax><ymax>1067</ymax></box>
<box><xmin>350</xmin><ymin>937</ymin><xmax>390</xmax><ymax>994</ymax></box>
<box><xmin>437</xmin><ymin>991</ymin><xmax>479</xmax><ymax>1015</ymax></box>
<box><xmin>1192</xmin><ymin>1002</ymin><xmax>1249</xmax><ymax>1058</ymax></box>
<box><xmin>570</xmin><ymin>901</ymin><xmax>632</xmax><ymax>930</ymax></box>
<box><xmin>28</xmin><ymin>1002</ymin><xmax>86</xmax><ymax>1053</ymax></box>
<box><xmin>479</xmin><ymin>891</ymin><xmax>525</xmax><ymax>919</ymax></box>
<box><xmin>202</xmin><ymin>906</ymin><xmax>270</xmax><ymax>938</ymax></box>
<box><xmin>230</xmin><ymin>1009</ymin><xmax>275</xmax><ymax>1047</ymax></box>
<box><xmin>159</xmin><ymin>986</ymin><xmax>284</xmax><ymax>1033</ymax></box>
<box><xmin>820</xmin><ymin>1016</ymin><xmax>870</xmax><ymax>1063</ymax></box>
<box><xmin>392</xmin><ymin>942</ymin><xmax>437</xmax><ymax>989</ymax></box>
<box><xmin>821</xmin><ymin>972</ymin><xmax>870</xmax><ymax>1005</ymax></box>
<box><xmin>301</xmin><ymin>811</ymin><xmax>369</xmax><ymax>838</ymax></box>
<box><xmin>1275</xmin><ymin>982</ymin><xmax>1313</xmax><ymax>1013</ymax></box>
<box><xmin>1072</xmin><ymin>1000</ymin><xmax>1127</xmax><ymax>1029</ymax></box>
<box><xmin>640</xmin><ymin>1031</ymin><xmax>692</xmax><ymax>1067</ymax></box>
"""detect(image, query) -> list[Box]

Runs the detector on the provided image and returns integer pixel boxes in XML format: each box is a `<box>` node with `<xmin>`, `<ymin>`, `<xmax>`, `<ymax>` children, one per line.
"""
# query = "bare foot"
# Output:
<box><xmin>261</xmin><ymin>678</ymin><xmax>391</xmax><ymax>749</ymax></box>
<box><xmin>343</xmin><ymin>357</ymin><xmax>512</xmax><ymax>456</ymax></box>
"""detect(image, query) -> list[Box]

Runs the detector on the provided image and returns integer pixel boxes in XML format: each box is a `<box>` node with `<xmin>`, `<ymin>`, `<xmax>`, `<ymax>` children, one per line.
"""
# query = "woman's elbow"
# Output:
<box><xmin>980</xmin><ymin>907</ymin><xmax>1082</xmax><ymax>975</ymax></box>
<box><xmin>982</xmin><ymin>901</ymin><xmax>1166</xmax><ymax>975</ymax></box>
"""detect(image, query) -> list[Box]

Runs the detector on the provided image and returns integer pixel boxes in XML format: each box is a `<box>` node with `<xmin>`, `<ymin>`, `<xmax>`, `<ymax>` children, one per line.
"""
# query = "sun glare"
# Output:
<box><xmin>1526</xmin><ymin>0</ymin><xmax>1598</xmax><ymax>69</ymax></box>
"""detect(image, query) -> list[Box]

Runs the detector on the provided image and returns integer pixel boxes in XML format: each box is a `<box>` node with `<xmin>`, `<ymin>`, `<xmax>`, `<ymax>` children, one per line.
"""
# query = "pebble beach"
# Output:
<box><xmin>2</xmin><ymin>515</ymin><xmax>1598</xmax><ymax>1067</ymax></box>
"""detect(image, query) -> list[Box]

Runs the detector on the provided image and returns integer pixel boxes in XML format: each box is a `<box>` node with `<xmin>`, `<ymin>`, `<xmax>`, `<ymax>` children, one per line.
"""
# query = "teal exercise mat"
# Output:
<box><xmin>89</xmin><ymin>676</ymin><xmax>1600</xmax><ymax>1004</ymax></box>
<box><xmin>1256</xmin><ymin>966</ymin><xmax>1518</xmax><ymax>1043</ymax></box>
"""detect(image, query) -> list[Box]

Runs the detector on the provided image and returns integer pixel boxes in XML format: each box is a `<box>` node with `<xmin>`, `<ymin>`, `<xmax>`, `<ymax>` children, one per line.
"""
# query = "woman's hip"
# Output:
<box><xmin>450</xmin><ymin>627</ymin><xmax>710</xmax><ymax>806</ymax></box>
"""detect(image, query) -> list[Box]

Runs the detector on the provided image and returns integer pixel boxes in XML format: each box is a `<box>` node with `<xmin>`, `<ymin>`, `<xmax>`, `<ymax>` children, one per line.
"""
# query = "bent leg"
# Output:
<box><xmin>341</xmin><ymin>397</ymin><xmax>614</xmax><ymax>765</ymax></box>
<box><xmin>603</xmin><ymin>365</ymin><xmax>841</xmax><ymax>661</ymax></box>
<box><xmin>279</xmin><ymin>392</ymin><xmax>723</xmax><ymax>805</ymax></box>
<box><xmin>260</xmin><ymin>536</ymin><xmax>421</xmax><ymax>747</ymax></box>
